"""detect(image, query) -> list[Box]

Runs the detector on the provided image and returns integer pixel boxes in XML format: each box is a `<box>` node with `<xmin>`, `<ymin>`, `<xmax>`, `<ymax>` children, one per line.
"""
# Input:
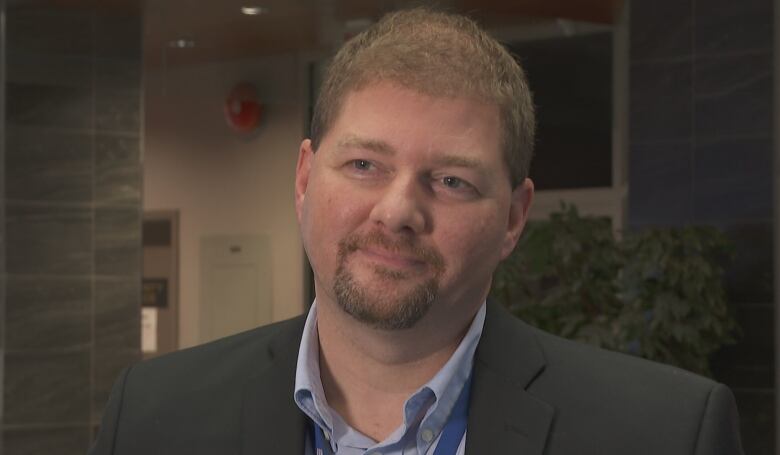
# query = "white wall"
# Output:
<box><xmin>144</xmin><ymin>53</ymin><xmax>307</xmax><ymax>348</ymax></box>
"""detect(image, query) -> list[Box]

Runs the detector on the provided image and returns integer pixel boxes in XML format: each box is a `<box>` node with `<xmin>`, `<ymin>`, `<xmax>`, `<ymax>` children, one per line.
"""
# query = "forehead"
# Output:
<box><xmin>327</xmin><ymin>82</ymin><xmax>503</xmax><ymax>161</ymax></box>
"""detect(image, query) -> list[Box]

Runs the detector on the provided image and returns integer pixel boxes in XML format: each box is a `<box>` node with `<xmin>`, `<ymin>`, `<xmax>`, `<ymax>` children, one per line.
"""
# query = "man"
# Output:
<box><xmin>91</xmin><ymin>8</ymin><xmax>744</xmax><ymax>455</ymax></box>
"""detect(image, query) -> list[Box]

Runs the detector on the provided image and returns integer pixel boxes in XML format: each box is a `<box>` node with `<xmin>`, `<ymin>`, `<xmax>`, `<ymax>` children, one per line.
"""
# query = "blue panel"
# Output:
<box><xmin>693</xmin><ymin>136</ymin><xmax>772</xmax><ymax>222</ymax></box>
<box><xmin>630</xmin><ymin>60</ymin><xmax>693</xmax><ymax>144</ymax></box>
<box><xmin>695</xmin><ymin>0</ymin><xmax>773</xmax><ymax>55</ymax></box>
<box><xmin>631</xmin><ymin>0</ymin><xmax>693</xmax><ymax>61</ymax></box>
<box><xmin>695</xmin><ymin>52</ymin><xmax>772</xmax><ymax>139</ymax></box>
<box><xmin>628</xmin><ymin>141</ymin><xmax>693</xmax><ymax>227</ymax></box>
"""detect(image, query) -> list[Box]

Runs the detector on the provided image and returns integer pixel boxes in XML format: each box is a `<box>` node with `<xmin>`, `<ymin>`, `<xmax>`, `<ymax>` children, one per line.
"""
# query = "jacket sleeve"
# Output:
<box><xmin>88</xmin><ymin>366</ymin><xmax>133</xmax><ymax>455</ymax></box>
<box><xmin>693</xmin><ymin>383</ymin><xmax>745</xmax><ymax>455</ymax></box>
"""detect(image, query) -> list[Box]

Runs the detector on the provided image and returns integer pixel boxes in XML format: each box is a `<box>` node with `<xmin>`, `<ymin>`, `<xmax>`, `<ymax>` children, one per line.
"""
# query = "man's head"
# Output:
<box><xmin>296</xmin><ymin>8</ymin><xmax>535</xmax><ymax>331</ymax></box>
<box><xmin>311</xmin><ymin>8</ymin><xmax>536</xmax><ymax>188</ymax></box>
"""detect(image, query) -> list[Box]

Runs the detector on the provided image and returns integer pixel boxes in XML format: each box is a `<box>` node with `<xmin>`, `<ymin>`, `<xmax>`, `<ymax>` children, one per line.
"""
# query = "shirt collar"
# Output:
<box><xmin>408</xmin><ymin>303</ymin><xmax>485</xmax><ymax>452</ymax></box>
<box><xmin>293</xmin><ymin>302</ymin><xmax>333</xmax><ymax>433</ymax></box>
<box><xmin>293</xmin><ymin>301</ymin><xmax>486</xmax><ymax>453</ymax></box>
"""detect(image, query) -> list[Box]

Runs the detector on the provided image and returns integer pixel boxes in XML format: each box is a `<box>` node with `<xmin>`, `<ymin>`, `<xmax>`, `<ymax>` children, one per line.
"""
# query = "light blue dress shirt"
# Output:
<box><xmin>294</xmin><ymin>301</ymin><xmax>486</xmax><ymax>455</ymax></box>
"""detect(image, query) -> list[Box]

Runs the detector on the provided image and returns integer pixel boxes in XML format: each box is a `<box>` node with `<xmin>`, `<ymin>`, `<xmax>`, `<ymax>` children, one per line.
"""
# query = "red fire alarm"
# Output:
<box><xmin>224</xmin><ymin>82</ymin><xmax>262</xmax><ymax>133</ymax></box>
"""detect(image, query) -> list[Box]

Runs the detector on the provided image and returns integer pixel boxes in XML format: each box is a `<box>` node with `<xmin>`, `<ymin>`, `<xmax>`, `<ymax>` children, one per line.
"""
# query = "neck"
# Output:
<box><xmin>314</xmin><ymin>298</ymin><xmax>479</xmax><ymax>442</ymax></box>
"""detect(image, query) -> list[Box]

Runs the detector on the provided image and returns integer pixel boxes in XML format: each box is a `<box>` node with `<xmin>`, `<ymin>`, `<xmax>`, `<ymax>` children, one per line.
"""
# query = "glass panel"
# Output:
<box><xmin>511</xmin><ymin>31</ymin><xmax>613</xmax><ymax>190</ymax></box>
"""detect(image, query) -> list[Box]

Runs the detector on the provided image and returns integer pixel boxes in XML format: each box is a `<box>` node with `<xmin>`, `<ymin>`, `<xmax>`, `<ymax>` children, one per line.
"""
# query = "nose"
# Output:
<box><xmin>368</xmin><ymin>175</ymin><xmax>428</xmax><ymax>234</ymax></box>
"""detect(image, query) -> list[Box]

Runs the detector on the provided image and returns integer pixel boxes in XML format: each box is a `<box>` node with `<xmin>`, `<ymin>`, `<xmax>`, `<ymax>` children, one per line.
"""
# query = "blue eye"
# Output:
<box><xmin>353</xmin><ymin>160</ymin><xmax>372</xmax><ymax>171</ymax></box>
<box><xmin>442</xmin><ymin>176</ymin><xmax>463</xmax><ymax>188</ymax></box>
<box><xmin>435</xmin><ymin>175</ymin><xmax>480</xmax><ymax>199</ymax></box>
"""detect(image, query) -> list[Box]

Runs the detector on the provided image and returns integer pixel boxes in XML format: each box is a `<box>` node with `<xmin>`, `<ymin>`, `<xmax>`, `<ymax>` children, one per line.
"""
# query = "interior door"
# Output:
<box><xmin>199</xmin><ymin>235</ymin><xmax>273</xmax><ymax>343</ymax></box>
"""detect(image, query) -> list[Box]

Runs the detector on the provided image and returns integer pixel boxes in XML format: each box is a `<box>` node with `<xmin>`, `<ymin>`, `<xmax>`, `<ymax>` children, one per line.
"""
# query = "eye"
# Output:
<box><xmin>435</xmin><ymin>175</ymin><xmax>480</xmax><ymax>199</ymax></box>
<box><xmin>442</xmin><ymin>176</ymin><xmax>464</xmax><ymax>188</ymax></box>
<box><xmin>352</xmin><ymin>159</ymin><xmax>373</xmax><ymax>171</ymax></box>
<box><xmin>343</xmin><ymin>159</ymin><xmax>384</xmax><ymax>180</ymax></box>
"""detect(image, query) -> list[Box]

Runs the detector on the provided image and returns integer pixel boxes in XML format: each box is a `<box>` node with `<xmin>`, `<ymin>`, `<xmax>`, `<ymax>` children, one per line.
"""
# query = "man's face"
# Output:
<box><xmin>296</xmin><ymin>82</ymin><xmax>533</xmax><ymax>330</ymax></box>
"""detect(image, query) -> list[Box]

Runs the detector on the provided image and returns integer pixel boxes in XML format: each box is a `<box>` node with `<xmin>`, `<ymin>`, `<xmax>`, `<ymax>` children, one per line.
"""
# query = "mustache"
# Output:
<box><xmin>338</xmin><ymin>230</ymin><xmax>445</xmax><ymax>271</ymax></box>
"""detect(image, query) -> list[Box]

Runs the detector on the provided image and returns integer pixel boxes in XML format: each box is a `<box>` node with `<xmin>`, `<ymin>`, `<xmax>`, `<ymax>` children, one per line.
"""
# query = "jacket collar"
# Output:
<box><xmin>240</xmin><ymin>303</ymin><xmax>554</xmax><ymax>455</ymax></box>
<box><xmin>465</xmin><ymin>302</ymin><xmax>554</xmax><ymax>455</ymax></box>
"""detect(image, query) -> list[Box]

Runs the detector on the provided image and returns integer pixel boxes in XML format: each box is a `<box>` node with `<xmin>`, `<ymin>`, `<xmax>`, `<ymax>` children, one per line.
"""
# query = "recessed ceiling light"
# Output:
<box><xmin>241</xmin><ymin>6</ymin><xmax>269</xmax><ymax>15</ymax></box>
<box><xmin>168</xmin><ymin>38</ymin><xmax>196</xmax><ymax>49</ymax></box>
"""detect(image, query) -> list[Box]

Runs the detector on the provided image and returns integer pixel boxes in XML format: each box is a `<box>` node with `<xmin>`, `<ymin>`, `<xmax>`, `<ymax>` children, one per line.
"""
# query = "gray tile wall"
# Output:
<box><xmin>2</xmin><ymin>5</ymin><xmax>142</xmax><ymax>454</ymax></box>
<box><xmin>1</xmin><ymin>0</ymin><xmax>7</xmax><ymax>448</ymax></box>
<box><xmin>629</xmin><ymin>0</ymin><xmax>774</xmax><ymax>453</ymax></box>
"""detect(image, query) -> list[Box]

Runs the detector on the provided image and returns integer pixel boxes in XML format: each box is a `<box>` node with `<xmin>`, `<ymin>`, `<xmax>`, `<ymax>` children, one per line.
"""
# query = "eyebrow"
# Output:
<box><xmin>336</xmin><ymin>136</ymin><xmax>396</xmax><ymax>156</ymax></box>
<box><xmin>434</xmin><ymin>155</ymin><xmax>484</xmax><ymax>170</ymax></box>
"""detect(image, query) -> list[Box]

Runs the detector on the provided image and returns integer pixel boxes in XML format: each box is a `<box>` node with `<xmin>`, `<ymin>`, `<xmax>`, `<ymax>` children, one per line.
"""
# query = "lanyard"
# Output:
<box><xmin>312</xmin><ymin>375</ymin><xmax>472</xmax><ymax>455</ymax></box>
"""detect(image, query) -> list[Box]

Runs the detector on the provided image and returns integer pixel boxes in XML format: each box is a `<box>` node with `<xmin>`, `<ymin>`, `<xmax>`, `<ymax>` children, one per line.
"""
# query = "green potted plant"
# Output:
<box><xmin>491</xmin><ymin>204</ymin><xmax>739</xmax><ymax>376</ymax></box>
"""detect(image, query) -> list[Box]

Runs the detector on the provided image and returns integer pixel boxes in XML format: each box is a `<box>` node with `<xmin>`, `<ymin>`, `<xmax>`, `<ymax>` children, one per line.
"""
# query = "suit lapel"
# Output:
<box><xmin>242</xmin><ymin>317</ymin><xmax>307</xmax><ymax>455</ymax></box>
<box><xmin>466</xmin><ymin>303</ymin><xmax>554</xmax><ymax>455</ymax></box>
<box><xmin>238</xmin><ymin>304</ymin><xmax>554</xmax><ymax>454</ymax></box>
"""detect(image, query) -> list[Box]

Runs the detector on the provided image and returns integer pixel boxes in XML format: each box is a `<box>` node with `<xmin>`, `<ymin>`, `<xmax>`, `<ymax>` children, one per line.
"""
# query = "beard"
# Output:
<box><xmin>332</xmin><ymin>230</ymin><xmax>445</xmax><ymax>330</ymax></box>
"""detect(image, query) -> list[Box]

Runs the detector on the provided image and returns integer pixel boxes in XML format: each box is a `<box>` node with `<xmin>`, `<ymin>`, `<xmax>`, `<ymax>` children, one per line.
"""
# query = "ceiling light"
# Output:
<box><xmin>241</xmin><ymin>6</ymin><xmax>268</xmax><ymax>15</ymax></box>
<box><xmin>168</xmin><ymin>38</ymin><xmax>196</xmax><ymax>49</ymax></box>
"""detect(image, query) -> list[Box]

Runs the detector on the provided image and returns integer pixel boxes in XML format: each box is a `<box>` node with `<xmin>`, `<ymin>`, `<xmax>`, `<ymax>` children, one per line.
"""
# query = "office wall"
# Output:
<box><xmin>143</xmin><ymin>54</ymin><xmax>307</xmax><ymax>349</ymax></box>
<box><xmin>629</xmin><ymin>0</ymin><xmax>774</xmax><ymax>452</ymax></box>
<box><xmin>2</xmin><ymin>5</ymin><xmax>142</xmax><ymax>454</ymax></box>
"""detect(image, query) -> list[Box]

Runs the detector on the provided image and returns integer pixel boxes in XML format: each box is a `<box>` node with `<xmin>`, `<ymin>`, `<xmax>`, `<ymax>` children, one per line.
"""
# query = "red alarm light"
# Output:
<box><xmin>224</xmin><ymin>82</ymin><xmax>262</xmax><ymax>133</ymax></box>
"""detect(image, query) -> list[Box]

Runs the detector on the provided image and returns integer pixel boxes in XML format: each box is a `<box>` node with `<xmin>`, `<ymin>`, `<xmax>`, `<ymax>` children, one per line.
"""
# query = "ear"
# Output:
<box><xmin>499</xmin><ymin>178</ymin><xmax>534</xmax><ymax>260</ymax></box>
<box><xmin>295</xmin><ymin>139</ymin><xmax>315</xmax><ymax>223</ymax></box>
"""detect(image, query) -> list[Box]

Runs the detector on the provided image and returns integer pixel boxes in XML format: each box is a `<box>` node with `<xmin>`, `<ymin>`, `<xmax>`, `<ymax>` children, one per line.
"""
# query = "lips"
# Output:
<box><xmin>337</xmin><ymin>230</ymin><xmax>445</xmax><ymax>274</ymax></box>
<box><xmin>359</xmin><ymin>246</ymin><xmax>426</xmax><ymax>269</ymax></box>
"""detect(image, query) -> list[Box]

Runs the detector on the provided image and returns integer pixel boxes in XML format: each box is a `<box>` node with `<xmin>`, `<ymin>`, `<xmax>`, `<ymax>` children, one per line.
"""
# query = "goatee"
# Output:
<box><xmin>333</xmin><ymin>230</ymin><xmax>445</xmax><ymax>330</ymax></box>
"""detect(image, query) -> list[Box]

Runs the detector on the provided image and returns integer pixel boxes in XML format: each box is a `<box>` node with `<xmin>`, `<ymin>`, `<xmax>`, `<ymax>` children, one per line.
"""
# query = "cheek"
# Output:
<box><xmin>317</xmin><ymin>193</ymin><xmax>371</xmax><ymax>234</ymax></box>
<box><xmin>301</xmin><ymin>186</ymin><xmax>372</xmax><ymax>260</ymax></box>
<box><xmin>440</xmin><ymin>213</ymin><xmax>505</xmax><ymax>269</ymax></box>
<box><xmin>307</xmin><ymin>171</ymin><xmax>372</xmax><ymax>224</ymax></box>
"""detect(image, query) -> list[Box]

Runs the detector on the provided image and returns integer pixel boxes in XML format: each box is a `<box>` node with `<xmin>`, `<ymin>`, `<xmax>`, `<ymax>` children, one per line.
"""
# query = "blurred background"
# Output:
<box><xmin>0</xmin><ymin>0</ymin><xmax>776</xmax><ymax>453</ymax></box>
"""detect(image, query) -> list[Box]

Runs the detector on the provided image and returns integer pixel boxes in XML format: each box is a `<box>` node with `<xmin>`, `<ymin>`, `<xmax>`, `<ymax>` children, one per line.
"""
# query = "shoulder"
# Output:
<box><xmin>529</xmin><ymin>321</ymin><xmax>716</xmax><ymax>391</ymax></box>
<box><xmin>123</xmin><ymin>314</ymin><xmax>306</xmax><ymax>400</ymax></box>
<box><xmin>527</xmin><ymin>322</ymin><xmax>720</xmax><ymax>411</ymax></box>
<box><xmin>527</xmin><ymin>323</ymin><xmax>741</xmax><ymax>452</ymax></box>
<box><xmin>482</xmin><ymin>308</ymin><xmax>742</xmax><ymax>453</ymax></box>
<box><xmin>90</xmin><ymin>316</ymin><xmax>307</xmax><ymax>453</ymax></box>
<box><xmin>483</xmin><ymin>302</ymin><xmax>718</xmax><ymax>394</ymax></box>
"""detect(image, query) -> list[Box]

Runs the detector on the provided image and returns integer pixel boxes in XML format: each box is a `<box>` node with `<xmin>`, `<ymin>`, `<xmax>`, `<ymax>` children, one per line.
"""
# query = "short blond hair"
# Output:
<box><xmin>310</xmin><ymin>7</ymin><xmax>536</xmax><ymax>187</ymax></box>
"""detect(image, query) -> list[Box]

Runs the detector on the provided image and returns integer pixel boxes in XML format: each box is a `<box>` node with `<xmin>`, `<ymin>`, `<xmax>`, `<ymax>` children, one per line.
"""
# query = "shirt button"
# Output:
<box><xmin>323</xmin><ymin>431</ymin><xmax>330</xmax><ymax>441</ymax></box>
<box><xmin>421</xmin><ymin>429</ymin><xmax>435</xmax><ymax>443</ymax></box>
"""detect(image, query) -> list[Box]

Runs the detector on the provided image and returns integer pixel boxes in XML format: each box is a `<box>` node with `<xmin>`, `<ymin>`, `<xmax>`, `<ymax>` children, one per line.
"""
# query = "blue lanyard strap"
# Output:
<box><xmin>311</xmin><ymin>374</ymin><xmax>472</xmax><ymax>455</ymax></box>
<box><xmin>312</xmin><ymin>420</ymin><xmax>332</xmax><ymax>455</ymax></box>
<box><xmin>431</xmin><ymin>374</ymin><xmax>472</xmax><ymax>455</ymax></box>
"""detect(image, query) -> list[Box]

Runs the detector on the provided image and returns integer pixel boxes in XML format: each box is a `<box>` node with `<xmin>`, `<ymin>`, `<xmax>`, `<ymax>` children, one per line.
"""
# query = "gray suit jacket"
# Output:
<box><xmin>90</xmin><ymin>303</ymin><xmax>744</xmax><ymax>454</ymax></box>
